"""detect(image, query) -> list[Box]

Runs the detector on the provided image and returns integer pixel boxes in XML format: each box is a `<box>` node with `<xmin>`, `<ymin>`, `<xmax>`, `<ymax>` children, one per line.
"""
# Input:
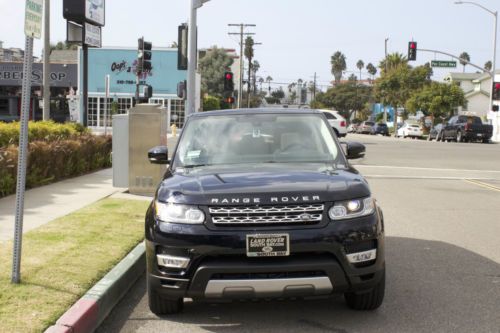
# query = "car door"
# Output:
<box><xmin>443</xmin><ymin>117</ymin><xmax>456</xmax><ymax>138</ymax></box>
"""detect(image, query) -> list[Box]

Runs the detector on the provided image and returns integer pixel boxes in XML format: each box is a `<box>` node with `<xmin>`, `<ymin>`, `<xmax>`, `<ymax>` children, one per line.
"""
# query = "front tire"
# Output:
<box><xmin>148</xmin><ymin>278</ymin><xmax>184</xmax><ymax>315</ymax></box>
<box><xmin>344</xmin><ymin>269</ymin><xmax>385</xmax><ymax>310</ymax></box>
<box><xmin>456</xmin><ymin>131</ymin><xmax>463</xmax><ymax>142</ymax></box>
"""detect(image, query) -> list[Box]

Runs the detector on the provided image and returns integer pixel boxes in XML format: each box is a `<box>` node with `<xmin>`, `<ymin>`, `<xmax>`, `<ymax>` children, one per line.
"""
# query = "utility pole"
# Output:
<box><xmin>42</xmin><ymin>0</ymin><xmax>50</xmax><ymax>120</ymax></box>
<box><xmin>228</xmin><ymin>24</ymin><xmax>255</xmax><ymax>109</ymax></box>
<box><xmin>384</xmin><ymin>38</ymin><xmax>389</xmax><ymax>124</ymax></box>
<box><xmin>313</xmin><ymin>72</ymin><xmax>317</xmax><ymax>100</ymax></box>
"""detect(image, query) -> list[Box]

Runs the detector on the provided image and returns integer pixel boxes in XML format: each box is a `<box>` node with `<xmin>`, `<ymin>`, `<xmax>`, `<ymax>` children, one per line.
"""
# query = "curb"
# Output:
<box><xmin>45</xmin><ymin>242</ymin><xmax>146</xmax><ymax>333</ymax></box>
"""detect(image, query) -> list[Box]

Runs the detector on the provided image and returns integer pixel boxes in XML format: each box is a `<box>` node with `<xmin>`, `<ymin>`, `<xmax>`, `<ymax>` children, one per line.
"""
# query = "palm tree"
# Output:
<box><xmin>366</xmin><ymin>63</ymin><xmax>377</xmax><ymax>80</ymax></box>
<box><xmin>331</xmin><ymin>51</ymin><xmax>347</xmax><ymax>84</ymax></box>
<box><xmin>356</xmin><ymin>60</ymin><xmax>365</xmax><ymax>80</ymax></box>
<box><xmin>266</xmin><ymin>76</ymin><xmax>273</xmax><ymax>95</ymax></box>
<box><xmin>378</xmin><ymin>53</ymin><xmax>408</xmax><ymax>74</ymax></box>
<box><xmin>258</xmin><ymin>77</ymin><xmax>265</xmax><ymax>93</ymax></box>
<box><xmin>459</xmin><ymin>52</ymin><xmax>470</xmax><ymax>73</ymax></box>
<box><xmin>484</xmin><ymin>60</ymin><xmax>492</xmax><ymax>72</ymax></box>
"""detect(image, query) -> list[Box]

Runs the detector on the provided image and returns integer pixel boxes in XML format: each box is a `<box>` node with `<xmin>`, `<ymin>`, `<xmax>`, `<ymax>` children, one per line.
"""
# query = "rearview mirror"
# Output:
<box><xmin>148</xmin><ymin>146</ymin><xmax>169</xmax><ymax>164</ymax></box>
<box><xmin>345</xmin><ymin>142</ymin><xmax>366</xmax><ymax>160</ymax></box>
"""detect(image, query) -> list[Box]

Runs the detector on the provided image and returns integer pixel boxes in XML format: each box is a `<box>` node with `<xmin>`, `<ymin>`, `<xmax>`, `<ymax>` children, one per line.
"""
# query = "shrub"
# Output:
<box><xmin>203</xmin><ymin>96</ymin><xmax>221</xmax><ymax>111</ymax></box>
<box><xmin>0</xmin><ymin>135</ymin><xmax>111</xmax><ymax>198</ymax></box>
<box><xmin>0</xmin><ymin>121</ymin><xmax>89</xmax><ymax>147</ymax></box>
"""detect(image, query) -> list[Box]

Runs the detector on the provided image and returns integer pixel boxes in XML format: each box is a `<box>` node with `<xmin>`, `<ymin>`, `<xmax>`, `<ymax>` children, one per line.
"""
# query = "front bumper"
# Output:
<box><xmin>145</xmin><ymin>206</ymin><xmax>385</xmax><ymax>300</ymax></box>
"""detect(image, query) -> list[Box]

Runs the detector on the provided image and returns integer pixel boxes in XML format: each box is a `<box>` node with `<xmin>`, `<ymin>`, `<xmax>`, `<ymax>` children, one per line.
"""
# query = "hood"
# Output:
<box><xmin>157</xmin><ymin>164</ymin><xmax>370</xmax><ymax>205</ymax></box>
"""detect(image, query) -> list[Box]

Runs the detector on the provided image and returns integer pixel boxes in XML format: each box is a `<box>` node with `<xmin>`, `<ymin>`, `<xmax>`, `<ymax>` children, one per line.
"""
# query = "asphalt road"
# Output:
<box><xmin>98</xmin><ymin>134</ymin><xmax>500</xmax><ymax>333</ymax></box>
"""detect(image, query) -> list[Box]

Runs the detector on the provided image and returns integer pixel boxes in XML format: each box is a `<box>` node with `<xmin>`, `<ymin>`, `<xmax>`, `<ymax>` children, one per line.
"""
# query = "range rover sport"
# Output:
<box><xmin>145</xmin><ymin>108</ymin><xmax>385</xmax><ymax>314</ymax></box>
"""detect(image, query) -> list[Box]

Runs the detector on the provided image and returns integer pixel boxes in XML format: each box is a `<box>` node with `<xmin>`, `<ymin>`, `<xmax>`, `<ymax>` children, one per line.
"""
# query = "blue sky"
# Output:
<box><xmin>1</xmin><ymin>0</ymin><xmax>499</xmax><ymax>87</ymax></box>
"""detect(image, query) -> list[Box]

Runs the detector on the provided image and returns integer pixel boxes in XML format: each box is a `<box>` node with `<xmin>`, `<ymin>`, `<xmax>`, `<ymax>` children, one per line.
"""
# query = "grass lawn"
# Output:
<box><xmin>0</xmin><ymin>198</ymin><xmax>149</xmax><ymax>333</ymax></box>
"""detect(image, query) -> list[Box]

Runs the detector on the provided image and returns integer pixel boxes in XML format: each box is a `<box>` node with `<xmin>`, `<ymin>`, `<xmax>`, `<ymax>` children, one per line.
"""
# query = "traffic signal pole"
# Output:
<box><xmin>186</xmin><ymin>0</ymin><xmax>210</xmax><ymax>117</ymax></box>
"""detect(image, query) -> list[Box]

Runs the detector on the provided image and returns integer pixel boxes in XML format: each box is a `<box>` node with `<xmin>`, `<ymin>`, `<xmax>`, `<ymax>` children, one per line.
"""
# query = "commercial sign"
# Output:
<box><xmin>0</xmin><ymin>63</ymin><xmax>77</xmax><ymax>87</ymax></box>
<box><xmin>24</xmin><ymin>0</ymin><xmax>43</xmax><ymax>39</ymax></box>
<box><xmin>431</xmin><ymin>60</ymin><xmax>457</xmax><ymax>68</ymax></box>
<box><xmin>84</xmin><ymin>23</ymin><xmax>101</xmax><ymax>47</ymax></box>
<box><xmin>86</xmin><ymin>0</ymin><xmax>105</xmax><ymax>26</ymax></box>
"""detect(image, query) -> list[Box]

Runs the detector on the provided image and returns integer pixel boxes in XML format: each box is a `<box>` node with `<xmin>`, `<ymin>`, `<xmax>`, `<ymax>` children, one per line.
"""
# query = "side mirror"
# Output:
<box><xmin>148</xmin><ymin>146</ymin><xmax>169</xmax><ymax>164</ymax></box>
<box><xmin>345</xmin><ymin>142</ymin><xmax>366</xmax><ymax>160</ymax></box>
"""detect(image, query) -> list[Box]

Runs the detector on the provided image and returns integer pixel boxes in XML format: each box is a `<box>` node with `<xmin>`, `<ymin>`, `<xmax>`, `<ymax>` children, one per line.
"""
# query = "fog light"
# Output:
<box><xmin>346</xmin><ymin>249</ymin><xmax>377</xmax><ymax>264</ymax></box>
<box><xmin>157</xmin><ymin>254</ymin><xmax>190</xmax><ymax>269</ymax></box>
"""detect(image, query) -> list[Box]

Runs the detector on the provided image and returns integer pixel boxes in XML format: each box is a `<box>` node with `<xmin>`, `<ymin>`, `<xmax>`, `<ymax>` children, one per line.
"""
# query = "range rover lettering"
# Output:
<box><xmin>145</xmin><ymin>108</ymin><xmax>385</xmax><ymax>314</ymax></box>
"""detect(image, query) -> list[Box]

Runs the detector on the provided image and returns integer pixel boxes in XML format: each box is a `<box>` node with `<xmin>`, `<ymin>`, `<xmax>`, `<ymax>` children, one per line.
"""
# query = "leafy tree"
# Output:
<box><xmin>406</xmin><ymin>82</ymin><xmax>466</xmax><ymax>120</ymax></box>
<box><xmin>484</xmin><ymin>60</ymin><xmax>492</xmax><ymax>72</ymax></box>
<box><xmin>252</xmin><ymin>60</ymin><xmax>260</xmax><ymax>94</ymax></box>
<box><xmin>366</xmin><ymin>63</ymin><xmax>377</xmax><ymax>80</ymax></box>
<box><xmin>272</xmin><ymin>88</ymin><xmax>285</xmax><ymax>99</ymax></box>
<box><xmin>379</xmin><ymin>53</ymin><xmax>408</xmax><ymax>75</ymax></box>
<box><xmin>348</xmin><ymin>74</ymin><xmax>358</xmax><ymax>82</ymax></box>
<box><xmin>203</xmin><ymin>95</ymin><xmax>221</xmax><ymax>111</ymax></box>
<box><xmin>50</xmin><ymin>41</ymin><xmax>78</xmax><ymax>51</ymax></box>
<box><xmin>198</xmin><ymin>46</ymin><xmax>234</xmax><ymax>96</ymax></box>
<box><xmin>459</xmin><ymin>52</ymin><xmax>470</xmax><ymax>73</ymax></box>
<box><xmin>315</xmin><ymin>82</ymin><xmax>373</xmax><ymax>120</ymax></box>
<box><xmin>258</xmin><ymin>77</ymin><xmax>265</xmax><ymax>92</ymax></box>
<box><xmin>374</xmin><ymin>64</ymin><xmax>432</xmax><ymax>129</ymax></box>
<box><xmin>356</xmin><ymin>60</ymin><xmax>365</xmax><ymax>80</ymax></box>
<box><xmin>331</xmin><ymin>51</ymin><xmax>347</xmax><ymax>84</ymax></box>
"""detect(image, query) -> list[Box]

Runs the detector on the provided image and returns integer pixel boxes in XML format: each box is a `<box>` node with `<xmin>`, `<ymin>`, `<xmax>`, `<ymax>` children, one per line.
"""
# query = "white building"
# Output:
<box><xmin>444</xmin><ymin>70</ymin><xmax>500</xmax><ymax>118</ymax></box>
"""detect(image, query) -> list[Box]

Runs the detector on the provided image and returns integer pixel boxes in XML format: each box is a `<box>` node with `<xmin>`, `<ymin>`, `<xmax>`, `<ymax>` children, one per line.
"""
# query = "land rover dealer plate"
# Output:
<box><xmin>246</xmin><ymin>234</ymin><xmax>290</xmax><ymax>257</ymax></box>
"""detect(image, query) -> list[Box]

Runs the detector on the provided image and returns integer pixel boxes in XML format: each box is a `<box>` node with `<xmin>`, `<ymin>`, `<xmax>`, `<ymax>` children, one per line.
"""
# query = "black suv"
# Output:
<box><xmin>145</xmin><ymin>109</ymin><xmax>385</xmax><ymax>314</ymax></box>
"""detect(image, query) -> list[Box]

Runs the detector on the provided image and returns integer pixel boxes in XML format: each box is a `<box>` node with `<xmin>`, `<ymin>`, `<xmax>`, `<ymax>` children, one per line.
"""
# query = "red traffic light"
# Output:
<box><xmin>225</xmin><ymin>73</ymin><xmax>233</xmax><ymax>80</ymax></box>
<box><xmin>225</xmin><ymin>97</ymin><xmax>235</xmax><ymax>104</ymax></box>
<box><xmin>410</xmin><ymin>42</ymin><xmax>416</xmax><ymax>49</ymax></box>
<box><xmin>495</xmin><ymin>83</ymin><xmax>500</xmax><ymax>90</ymax></box>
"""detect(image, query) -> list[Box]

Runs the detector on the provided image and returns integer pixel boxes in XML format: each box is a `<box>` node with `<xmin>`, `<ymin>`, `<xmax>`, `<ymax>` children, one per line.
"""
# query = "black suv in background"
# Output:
<box><xmin>371</xmin><ymin>123</ymin><xmax>389</xmax><ymax>136</ymax></box>
<box><xmin>145</xmin><ymin>109</ymin><xmax>385</xmax><ymax>314</ymax></box>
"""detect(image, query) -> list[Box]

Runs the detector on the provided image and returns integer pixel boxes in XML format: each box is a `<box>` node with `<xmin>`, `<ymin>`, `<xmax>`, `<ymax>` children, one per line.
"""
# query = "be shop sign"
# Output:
<box><xmin>0</xmin><ymin>63</ymin><xmax>77</xmax><ymax>87</ymax></box>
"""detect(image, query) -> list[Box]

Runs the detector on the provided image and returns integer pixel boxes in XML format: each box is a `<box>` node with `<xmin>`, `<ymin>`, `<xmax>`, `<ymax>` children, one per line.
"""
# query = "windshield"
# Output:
<box><xmin>173</xmin><ymin>113</ymin><xmax>344</xmax><ymax>168</ymax></box>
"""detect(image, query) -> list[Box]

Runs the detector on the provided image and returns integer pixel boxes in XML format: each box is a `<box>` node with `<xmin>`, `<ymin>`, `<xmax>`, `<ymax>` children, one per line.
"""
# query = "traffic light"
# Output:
<box><xmin>408</xmin><ymin>41</ymin><xmax>417</xmax><ymax>61</ymax></box>
<box><xmin>138</xmin><ymin>37</ymin><xmax>152</xmax><ymax>73</ymax></box>
<box><xmin>177</xmin><ymin>80</ymin><xmax>187</xmax><ymax>100</ymax></box>
<box><xmin>493</xmin><ymin>82</ymin><xmax>500</xmax><ymax>100</ymax></box>
<box><xmin>224</xmin><ymin>72</ymin><xmax>234</xmax><ymax>92</ymax></box>
<box><xmin>225</xmin><ymin>96</ymin><xmax>235</xmax><ymax>104</ymax></box>
<box><xmin>178</xmin><ymin>24</ymin><xmax>188</xmax><ymax>70</ymax></box>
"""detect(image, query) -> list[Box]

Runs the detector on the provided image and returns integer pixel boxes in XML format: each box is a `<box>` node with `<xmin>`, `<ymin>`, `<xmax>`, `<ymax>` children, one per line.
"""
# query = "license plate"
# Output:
<box><xmin>246</xmin><ymin>234</ymin><xmax>290</xmax><ymax>257</ymax></box>
<box><xmin>477</xmin><ymin>133</ymin><xmax>483</xmax><ymax>137</ymax></box>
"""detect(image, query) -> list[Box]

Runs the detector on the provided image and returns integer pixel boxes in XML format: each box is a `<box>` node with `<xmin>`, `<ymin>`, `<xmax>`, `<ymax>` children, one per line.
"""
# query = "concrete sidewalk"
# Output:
<box><xmin>0</xmin><ymin>168</ymin><xmax>124</xmax><ymax>242</ymax></box>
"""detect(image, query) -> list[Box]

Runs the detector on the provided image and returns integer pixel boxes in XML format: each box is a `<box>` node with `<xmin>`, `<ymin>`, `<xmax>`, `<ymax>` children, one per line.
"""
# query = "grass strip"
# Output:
<box><xmin>0</xmin><ymin>198</ymin><xmax>149</xmax><ymax>333</ymax></box>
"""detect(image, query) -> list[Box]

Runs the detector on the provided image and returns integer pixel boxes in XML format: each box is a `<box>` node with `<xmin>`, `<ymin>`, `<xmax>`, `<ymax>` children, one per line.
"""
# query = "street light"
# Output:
<box><xmin>454</xmin><ymin>1</ymin><xmax>498</xmax><ymax>140</ymax></box>
<box><xmin>186</xmin><ymin>0</ymin><xmax>211</xmax><ymax>117</ymax></box>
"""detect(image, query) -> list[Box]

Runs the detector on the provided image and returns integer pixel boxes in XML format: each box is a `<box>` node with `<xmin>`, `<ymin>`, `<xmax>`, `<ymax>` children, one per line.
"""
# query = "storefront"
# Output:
<box><xmin>80</xmin><ymin>47</ymin><xmax>190</xmax><ymax>129</ymax></box>
<box><xmin>0</xmin><ymin>62</ymin><xmax>77</xmax><ymax>122</ymax></box>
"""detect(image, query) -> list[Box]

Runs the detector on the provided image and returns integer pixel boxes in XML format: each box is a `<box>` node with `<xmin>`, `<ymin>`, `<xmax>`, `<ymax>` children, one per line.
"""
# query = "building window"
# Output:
<box><xmin>117</xmin><ymin>98</ymin><xmax>132</xmax><ymax>114</ymax></box>
<box><xmin>88</xmin><ymin>97</ymin><xmax>98</xmax><ymax>127</ymax></box>
<box><xmin>170</xmin><ymin>99</ymin><xmax>185</xmax><ymax>128</ymax></box>
<box><xmin>99</xmin><ymin>97</ymin><xmax>113</xmax><ymax>127</ymax></box>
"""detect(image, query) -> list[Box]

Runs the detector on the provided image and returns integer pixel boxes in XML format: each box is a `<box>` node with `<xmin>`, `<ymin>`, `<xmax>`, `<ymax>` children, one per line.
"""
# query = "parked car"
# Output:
<box><xmin>371</xmin><ymin>123</ymin><xmax>389</xmax><ymax>136</ymax></box>
<box><xmin>356</xmin><ymin>121</ymin><xmax>375</xmax><ymax>134</ymax></box>
<box><xmin>441</xmin><ymin>115</ymin><xmax>493</xmax><ymax>143</ymax></box>
<box><xmin>428</xmin><ymin>123</ymin><xmax>444</xmax><ymax>141</ymax></box>
<box><xmin>397</xmin><ymin>123</ymin><xmax>423</xmax><ymax>138</ymax></box>
<box><xmin>320</xmin><ymin>110</ymin><xmax>347</xmax><ymax>137</ymax></box>
<box><xmin>347</xmin><ymin>123</ymin><xmax>359</xmax><ymax>133</ymax></box>
<box><xmin>145</xmin><ymin>108</ymin><xmax>386</xmax><ymax>314</ymax></box>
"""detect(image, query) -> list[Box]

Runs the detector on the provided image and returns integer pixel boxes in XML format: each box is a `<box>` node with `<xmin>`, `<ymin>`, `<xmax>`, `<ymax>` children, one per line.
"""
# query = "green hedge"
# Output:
<box><xmin>0</xmin><ymin>121</ymin><xmax>88</xmax><ymax>147</ymax></box>
<box><xmin>0</xmin><ymin>135</ymin><xmax>112</xmax><ymax>198</ymax></box>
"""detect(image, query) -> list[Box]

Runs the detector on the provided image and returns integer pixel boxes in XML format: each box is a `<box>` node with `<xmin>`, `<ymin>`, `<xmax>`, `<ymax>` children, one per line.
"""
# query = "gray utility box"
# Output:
<box><xmin>112</xmin><ymin>104</ymin><xmax>168</xmax><ymax>196</ymax></box>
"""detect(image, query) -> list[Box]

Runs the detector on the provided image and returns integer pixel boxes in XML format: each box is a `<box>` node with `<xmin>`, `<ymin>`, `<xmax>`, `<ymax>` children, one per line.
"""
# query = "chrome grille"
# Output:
<box><xmin>209</xmin><ymin>204</ymin><xmax>324</xmax><ymax>226</ymax></box>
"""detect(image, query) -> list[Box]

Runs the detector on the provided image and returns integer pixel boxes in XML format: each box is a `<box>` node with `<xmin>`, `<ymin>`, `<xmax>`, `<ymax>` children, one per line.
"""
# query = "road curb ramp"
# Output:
<box><xmin>45</xmin><ymin>242</ymin><xmax>146</xmax><ymax>333</ymax></box>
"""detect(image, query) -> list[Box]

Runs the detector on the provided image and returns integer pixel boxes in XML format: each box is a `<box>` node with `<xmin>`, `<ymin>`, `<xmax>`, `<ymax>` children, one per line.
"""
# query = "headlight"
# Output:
<box><xmin>328</xmin><ymin>197</ymin><xmax>375</xmax><ymax>220</ymax></box>
<box><xmin>155</xmin><ymin>202</ymin><xmax>205</xmax><ymax>224</ymax></box>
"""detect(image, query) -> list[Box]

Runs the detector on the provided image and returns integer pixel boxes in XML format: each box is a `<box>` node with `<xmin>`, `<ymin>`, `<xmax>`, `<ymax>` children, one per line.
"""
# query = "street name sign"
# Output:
<box><xmin>431</xmin><ymin>60</ymin><xmax>457</xmax><ymax>68</ymax></box>
<box><xmin>24</xmin><ymin>0</ymin><xmax>43</xmax><ymax>39</ymax></box>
